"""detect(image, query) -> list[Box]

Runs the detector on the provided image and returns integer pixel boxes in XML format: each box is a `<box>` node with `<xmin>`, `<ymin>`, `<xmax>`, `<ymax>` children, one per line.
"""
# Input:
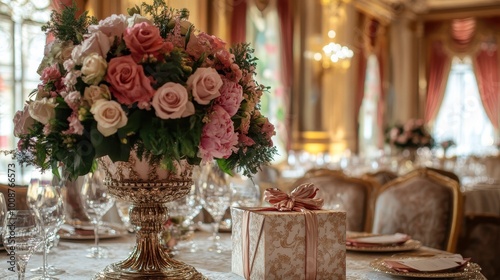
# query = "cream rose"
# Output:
<box><xmin>127</xmin><ymin>14</ymin><xmax>152</xmax><ymax>27</ymax></box>
<box><xmin>84</xmin><ymin>84</ymin><xmax>110</xmax><ymax>105</ymax></box>
<box><xmin>90</xmin><ymin>99</ymin><xmax>127</xmax><ymax>137</ymax></box>
<box><xmin>81</xmin><ymin>53</ymin><xmax>107</xmax><ymax>85</ymax></box>
<box><xmin>187</xmin><ymin>68</ymin><xmax>222</xmax><ymax>105</ymax></box>
<box><xmin>152</xmin><ymin>82</ymin><xmax>195</xmax><ymax>119</ymax></box>
<box><xmin>28</xmin><ymin>97</ymin><xmax>57</xmax><ymax>125</ymax></box>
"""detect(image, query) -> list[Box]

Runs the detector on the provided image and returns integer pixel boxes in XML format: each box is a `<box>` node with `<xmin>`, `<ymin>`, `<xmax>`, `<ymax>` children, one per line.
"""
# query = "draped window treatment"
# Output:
<box><xmin>355</xmin><ymin>18</ymin><xmax>386</xmax><ymax>151</ymax></box>
<box><xmin>424</xmin><ymin>41</ymin><xmax>451</xmax><ymax>123</ymax></box>
<box><xmin>425</xmin><ymin>18</ymin><xmax>499</xmax><ymax>132</ymax></box>
<box><xmin>230</xmin><ymin>0</ymin><xmax>248</xmax><ymax>44</ymax></box>
<box><xmin>474</xmin><ymin>48</ymin><xmax>499</xmax><ymax>129</ymax></box>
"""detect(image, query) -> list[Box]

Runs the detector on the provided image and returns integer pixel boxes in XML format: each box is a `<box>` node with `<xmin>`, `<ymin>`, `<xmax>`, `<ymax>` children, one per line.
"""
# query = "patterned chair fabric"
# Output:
<box><xmin>371</xmin><ymin>168</ymin><xmax>463</xmax><ymax>252</ymax></box>
<box><xmin>457</xmin><ymin>214</ymin><xmax>500</xmax><ymax>280</ymax></box>
<box><xmin>291</xmin><ymin>170</ymin><xmax>376</xmax><ymax>232</ymax></box>
<box><xmin>362</xmin><ymin>170</ymin><xmax>398</xmax><ymax>186</ymax></box>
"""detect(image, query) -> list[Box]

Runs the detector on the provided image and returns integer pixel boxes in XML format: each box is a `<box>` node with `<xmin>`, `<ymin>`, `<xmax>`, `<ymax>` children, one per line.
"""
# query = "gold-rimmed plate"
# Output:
<box><xmin>370</xmin><ymin>258</ymin><xmax>482</xmax><ymax>279</ymax></box>
<box><xmin>58</xmin><ymin>223</ymin><xmax>128</xmax><ymax>241</ymax></box>
<box><xmin>347</xmin><ymin>239</ymin><xmax>422</xmax><ymax>252</ymax></box>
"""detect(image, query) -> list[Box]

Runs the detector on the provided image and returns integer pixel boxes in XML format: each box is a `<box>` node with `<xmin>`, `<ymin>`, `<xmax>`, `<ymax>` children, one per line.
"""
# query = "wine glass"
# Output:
<box><xmin>0</xmin><ymin>193</ymin><xmax>6</xmax><ymax>248</ymax></box>
<box><xmin>26</xmin><ymin>170</ymin><xmax>66</xmax><ymax>279</ymax></box>
<box><xmin>166</xmin><ymin>177</ymin><xmax>203</xmax><ymax>252</ymax></box>
<box><xmin>81</xmin><ymin>168</ymin><xmax>115</xmax><ymax>258</ymax></box>
<box><xmin>198</xmin><ymin>163</ymin><xmax>231</xmax><ymax>253</ymax></box>
<box><xmin>227</xmin><ymin>171</ymin><xmax>261</xmax><ymax>207</ymax></box>
<box><xmin>2</xmin><ymin>210</ymin><xmax>43</xmax><ymax>280</ymax></box>
<box><xmin>115</xmin><ymin>199</ymin><xmax>133</xmax><ymax>232</ymax></box>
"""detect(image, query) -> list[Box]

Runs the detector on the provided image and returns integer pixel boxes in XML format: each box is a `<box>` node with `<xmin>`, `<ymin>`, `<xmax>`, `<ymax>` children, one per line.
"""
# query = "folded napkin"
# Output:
<box><xmin>59</xmin><ymin>224</ymin><xmax>116</xmax><ymax>236</ymax></box>
<box><xmin>346</xmin><ymin>233</ymin><xmax>411</xmax><ymax>247</ymax></box>
<box><xmin>383</xmin><ymin>254</ymin><xmax>470</xmax><ymax>273</ymax></box>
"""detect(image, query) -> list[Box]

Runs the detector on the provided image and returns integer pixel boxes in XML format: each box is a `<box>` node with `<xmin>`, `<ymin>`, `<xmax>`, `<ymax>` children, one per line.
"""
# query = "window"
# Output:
<box><xmin>432</xmin><ymin>56</ymin><xmax>495</xmax><ymax>156</ymax></box>
<box><xmin>359</xmin><ymin>54</ymin><xmax>381</xmax><ymax>158</ymax></box>
<box><xmin>0</xmin><ymin>1</ymin><xmax>50</xmax><ymax>184</ymax></box>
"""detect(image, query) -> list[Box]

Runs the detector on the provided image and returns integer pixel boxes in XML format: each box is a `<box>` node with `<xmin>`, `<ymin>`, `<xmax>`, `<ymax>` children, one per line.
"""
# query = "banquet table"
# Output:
<box><xmin>0</xmin><ymin>230</ymin><xmax>485</xmax><ymax>280</ymax></box>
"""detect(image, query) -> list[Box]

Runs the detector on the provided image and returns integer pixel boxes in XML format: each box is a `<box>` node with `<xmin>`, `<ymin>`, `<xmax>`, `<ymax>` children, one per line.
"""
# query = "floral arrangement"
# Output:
<box><xmin>10</xmin><ymin>0</ymin><xmax>277</xmax><ymax>180</ymax></box>
<box><xmin>386</xmin><ymin>119</ymin><xmax>434</xmax><ymax>149</ymax></box>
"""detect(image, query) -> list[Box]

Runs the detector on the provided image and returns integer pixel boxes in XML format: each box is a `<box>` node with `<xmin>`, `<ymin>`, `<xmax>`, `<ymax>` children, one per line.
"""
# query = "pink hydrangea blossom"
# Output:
<box><xmin>199</xmin><ymin>105</ymin><xmax>239</xmax><ymax>162</ymax></box>
<box><xmin>63</xmin><ymin>113</ymin><xmax>84</xmax><ymax>135</ymax></box>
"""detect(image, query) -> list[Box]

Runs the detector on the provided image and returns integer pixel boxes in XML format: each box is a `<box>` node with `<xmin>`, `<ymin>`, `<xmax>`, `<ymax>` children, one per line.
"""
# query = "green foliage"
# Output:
<box><xmin>41</xmin><ymin>1</ymin><xmax>97</xmax><ymax>44</ymax></box>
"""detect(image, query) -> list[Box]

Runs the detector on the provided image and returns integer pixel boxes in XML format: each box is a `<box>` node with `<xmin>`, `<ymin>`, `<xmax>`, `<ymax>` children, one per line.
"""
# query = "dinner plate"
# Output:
<box><xmin>347</xmin><ymin>239</ymin><xmax>422</xmax><ymax>252</ymax></box>
<box><xmin>58</xmin><ymin>223</ymin><xmax>128</xmax><ymax>240</ymax></box>
<box><xmin>370</xmin><ymin>258</ymin><xmax>482</xmax><ymax>279</ymax></box>
<box><xmin>346</xmin><ymin>232</ymin><xmax>421</xmax><ymax>252</ymax></box>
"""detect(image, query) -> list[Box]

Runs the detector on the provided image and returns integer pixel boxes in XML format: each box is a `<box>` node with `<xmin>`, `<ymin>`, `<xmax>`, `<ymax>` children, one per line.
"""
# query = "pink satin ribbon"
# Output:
<box><xmin>242</xmin><ymin>183</ymin><xmax>324</xmax><ymax>280</ymax></box>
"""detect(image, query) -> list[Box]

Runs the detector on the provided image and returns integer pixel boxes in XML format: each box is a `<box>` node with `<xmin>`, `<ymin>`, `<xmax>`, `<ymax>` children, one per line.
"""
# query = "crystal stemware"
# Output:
<box><xmin>26</xmin><ymin>170</ymin><xmax>66</xmax><ymax>279</ymax></box>
<box><xmin>2</xmin><ymin>210</ymin><xmax>43</xmax><ymax>280</ymax></box>
<box><xmin>0</xmin><ymin>193</ymin><xmax>6</xmax><ymax>249</ymax></box>
<box><xmin>81</xmin><ymin>168</ymin><xmax>115</xmax><ymax>259</ymax></box>
<box><xmin>199</xmin><ymin>163</ymin><xmax>231</xmax><ymax>253</ymax></box>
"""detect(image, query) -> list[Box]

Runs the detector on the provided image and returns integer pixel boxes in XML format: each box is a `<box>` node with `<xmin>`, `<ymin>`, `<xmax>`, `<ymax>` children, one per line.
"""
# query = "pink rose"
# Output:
<box><xmin>239</xmin><ymin>134</ymin><xmax>255</xmax><ymax>147</ymax></box>
<box><xmin>214</xmin><ymin>78</ymin><xmax>243</xmax><ymax>116</ymax></box>
<box><xmin>28</xmin><ymin>97</ymin><xmax>57</xmax><ymax>125</ymax></box>
<box><xmin>41</xmin><ymin>64</ymin><xmax>61</xmax><ymax>83</ymax></box>
<box><xmin>123</xmin><ymin>22</ymin><xmax>164</xmax><ymax>62</ymax></box>
<box><xmin>187</xmin><ymin>68</ymin><xmax>222</xmax><ymax>105</ymax></box>
<box><xmin>152</xmin><ymin>82</ymin><xmax>195</xmax><ymax>119</ymax></box>
<box><xmin>84</xmin><ymin>84</ymin><xmax>110</xmax><ymax>105</ymax></box>
<box><xmin>199</xmin><ymin>105</ymin><xmax>239</xmax><ymax>162</ymax></box>
<box><xmin>106</xmin><ymin>55</ymin><xmax>155</xmax><ymax>105</ymax></box>
<box><xmin>90</xmin><ymin>99</ymin><xmax>127</xmax><ymax>137</ymax></box>
<box><xmin>13</xmin><ymin>104</ymin><xmax>35</xmax><ymax>137</ymax></box>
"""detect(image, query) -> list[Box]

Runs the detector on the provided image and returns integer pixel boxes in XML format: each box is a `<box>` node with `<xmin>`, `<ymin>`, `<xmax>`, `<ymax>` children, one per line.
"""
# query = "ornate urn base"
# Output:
<box><xmin>94</xmin><ymin>155</ymin><xmax>207</xmax><ymax>280</ymax></box>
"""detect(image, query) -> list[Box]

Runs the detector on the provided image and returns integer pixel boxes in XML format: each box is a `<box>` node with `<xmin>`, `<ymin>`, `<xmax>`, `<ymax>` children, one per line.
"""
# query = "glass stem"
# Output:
<box><xmin>16</xmin><ymin>260</ymin><xmax>27</xmax><ymax>280</ymax></box>
<box><xmin>94</xmin><ymin>217</ymin><xmax>100</xmax><ymax>253</ymax></box>
<box><xmin>212</xmin><ymin>221</ymin><xmax>220</xmax><ymax>245</ymax></box>
<box><xmin>42</xmin><ymin>230</ymin><xmax>48</xmax><ymax>276</ymax></box>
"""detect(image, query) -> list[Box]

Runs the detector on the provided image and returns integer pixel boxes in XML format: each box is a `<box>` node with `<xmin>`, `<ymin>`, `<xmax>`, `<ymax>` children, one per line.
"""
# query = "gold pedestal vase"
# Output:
<box><xmin>94</xmin><ymin>154</ymin><xmax>206</xmax><ymax>280</ymax></box>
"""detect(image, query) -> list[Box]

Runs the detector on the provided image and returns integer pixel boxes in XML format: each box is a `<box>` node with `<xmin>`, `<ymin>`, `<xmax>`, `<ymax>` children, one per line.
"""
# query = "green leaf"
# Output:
<box><xmin>118</xmin><ymin>109</ymin><xmax>142</xmax><ymax>139</ymax></box>
<box><xmin>90</xmin><ymin>126</ymin><xmax>130</xmax><ymax>162</ymax></box>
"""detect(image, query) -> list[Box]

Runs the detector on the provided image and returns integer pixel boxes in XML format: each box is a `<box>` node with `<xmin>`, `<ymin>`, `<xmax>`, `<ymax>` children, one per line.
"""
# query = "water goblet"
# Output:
<box><xmin>81</xmin><ymin>168</ymin><xmax>115</xmax><ymax>259</ymax></box>
<box><xmin>26</xmin><ymin>171</ymin><xmax>66</xmax><ymax>279</ymax></box>
<box><xmin>115</xmin><ymin>199</ymin><xmax>133</xmax><ymax>232</ymax></box>
<box><xmin>2</xmin><ymin>210</ymin><xmax>43</xmax><ymax>280</ymax></box>
<box><xmin>0</xmin><ymin>193</ymin><xmax>6</xmax><ymax>250</ymax></box>
<box><xmin>198</xmin><ymin>163</ymin><xmax>231</xmax><ymax>253</ymax></box>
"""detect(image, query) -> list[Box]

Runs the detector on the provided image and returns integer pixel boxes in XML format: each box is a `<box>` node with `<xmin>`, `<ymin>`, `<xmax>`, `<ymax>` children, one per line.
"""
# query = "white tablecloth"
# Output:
<box><xmin>0</xmin><ymin>231</ymin><xmax>485</xmax><ymax>279</ymax></box>
<box><xmin>463</xmin><ymin>182</ymin><xmax>500</xmax><ymax>215</ymax></box>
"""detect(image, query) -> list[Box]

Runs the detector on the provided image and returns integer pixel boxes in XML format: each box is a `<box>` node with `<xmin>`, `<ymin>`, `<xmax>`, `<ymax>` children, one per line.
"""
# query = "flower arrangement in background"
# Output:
<box><xmin>386</xmin><ymin>119</ymin><xmax>434</xmax><ymax>149</ymax></box>
<box><xmin>440</xmin><ymin>139</ymin><xmax>456</xmax><ymax>152</ymax></box>
<box><xmin>10</xmin><ymin>0</ymin><xmax>277</xmax><ymax>180</ymax></box>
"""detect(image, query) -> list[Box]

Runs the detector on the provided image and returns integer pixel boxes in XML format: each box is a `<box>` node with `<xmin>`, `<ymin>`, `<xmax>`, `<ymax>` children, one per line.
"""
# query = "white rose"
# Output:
<box><xmin>28</xmin><ymin>97</ymin><xmax>57</xmax><ymax>125</ymax></box>
<box><xmin>187</xmin><ymin>68</ymin><xmax>222</xmax><ymax>105</ymax></box>
<box><xmin>127</xmin><ymin>14</ymin><xmax>153</xmax><ymax>27</ymax></box>
<box><xmin>81</xmin><ymin>53</ymin><xmax>107</xmax><ymax>85</ymax></box>
<box><xmin>13</xmin><ymin>104</ymin><xmax>35</xmax><ymax>137</ymax></box>
<box><xmin>152</xmin><ymin>82</ymin><xmax>195</xmax><ymax>119</ymax></box>
<box><xmin>90</xmin><ymin>99</ymin><xmax>127</xmax><ymax>137</ymax></box>
<box><xmin>89</xmin><ymin>14</ymin><xmax>128</xmax><ymax>40</ymax></box>
<box><xmin>84</xmin><ymin>84</ymin><xmax>110</xmax><ymax>105</ymax></box>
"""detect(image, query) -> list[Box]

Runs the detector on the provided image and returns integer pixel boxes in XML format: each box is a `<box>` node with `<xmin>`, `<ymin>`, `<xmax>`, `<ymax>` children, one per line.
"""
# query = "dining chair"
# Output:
<box><xmin>423</xmin><ymin>166</ymin><xmax>461</xmax><ymax>184</ymax></box>
<box><xmin>291</xmin><ymin>168</ymin><xmax>378</xmax><ymax>232</ymax></box>
<box><xmin>371</xmin><ymin>168</ymin><xmax>463</xmax><ymax>252</ymax></box>
<box><xmin>362</xmin><ymin>170</ymin><xmax>398</xmax><ymax>186</ymax></box>
<box><xmin>457</xmin><ymin>213</ymin><xmax>500</xmax><ymax>280</ymax></box>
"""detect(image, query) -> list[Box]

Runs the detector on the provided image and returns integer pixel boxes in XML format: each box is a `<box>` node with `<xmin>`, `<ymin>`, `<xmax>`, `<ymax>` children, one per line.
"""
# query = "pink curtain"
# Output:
<box><xmin>230</xmin><ymin>0</ymin><xmax>247</xmax><ymax>45</ymax></box>
<box><xmin>424</xmin><ymin>41</ymin><xmax>451</xmax><ymax>123</ymax></box>
<box><xmin>474</xmin><ymin>48</ymin><xmax>499</xmax><ymax>129</ymax></box>
<box><xmin>277</xmin><ymin>0</ymin><xmax>293</xmax><ymax>149</ymax></box>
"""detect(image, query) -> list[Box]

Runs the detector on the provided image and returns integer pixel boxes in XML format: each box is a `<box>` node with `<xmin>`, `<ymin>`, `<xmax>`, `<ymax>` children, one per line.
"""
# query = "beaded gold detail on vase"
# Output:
<box><xmin>94</xmin><ymin>152</ymin><xmax>207</xmax><ymax>280</ymax></box>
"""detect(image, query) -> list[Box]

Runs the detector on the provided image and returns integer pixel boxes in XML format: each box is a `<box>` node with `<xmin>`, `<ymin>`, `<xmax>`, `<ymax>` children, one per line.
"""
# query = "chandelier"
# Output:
<box><xmin>314</xmin><ymin>0</ymin><xmax>354</xmax><ymax>69</ymax></box>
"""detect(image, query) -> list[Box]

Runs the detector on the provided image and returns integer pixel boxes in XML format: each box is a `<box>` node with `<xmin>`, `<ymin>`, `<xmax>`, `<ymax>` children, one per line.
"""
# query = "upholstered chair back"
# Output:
<box><xmin>371</xmin><ymin>168</ymin><xmax>463</xmax><ymax>252</ymax></box>
<box><xmin>362</xmin><ymin>170</ymin><xmax>398</xmax><ymax>186</ymax></box>
<box><xmin>292</xmin><ymin>170</ymin><xmax>377</xmax><ymax>232</ymax></box>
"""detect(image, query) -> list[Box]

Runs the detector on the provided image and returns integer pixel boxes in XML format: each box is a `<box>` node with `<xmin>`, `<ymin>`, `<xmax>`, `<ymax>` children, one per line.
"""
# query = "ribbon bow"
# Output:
<box><xmin>264</xmin><ymin>183</ymin><xmax>324</xmax><ymax>211</ymax></box>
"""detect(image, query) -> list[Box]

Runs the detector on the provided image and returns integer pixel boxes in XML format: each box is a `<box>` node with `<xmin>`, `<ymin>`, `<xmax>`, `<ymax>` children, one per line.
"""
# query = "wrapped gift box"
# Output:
<box><xmin>231</xmin><ymin>207</ymin><xmax>346</xmax><ymax>280</ymax></box>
